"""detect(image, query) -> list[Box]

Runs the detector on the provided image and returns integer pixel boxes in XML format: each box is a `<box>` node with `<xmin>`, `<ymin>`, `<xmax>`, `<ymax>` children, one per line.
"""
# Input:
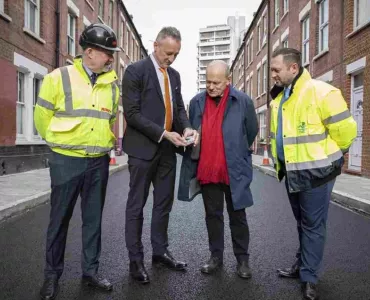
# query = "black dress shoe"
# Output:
<box><xmin>200</xmin><ymin>256</ymin><xmax>223</xmax><ymax>274</ymax></box>
<box><xmin>82</xmin><ymin>275</ymin><xmax>113</xmax><ymax>291</ymax></box>
<box><xmin>152</xmin><ymin>251</ymin><xmax>187</xmax><ymax>271</ymax></box>
<box><xmin>302</xmin><ymin>282</ymin><xmax>319</xmax><ymax>300</ymax></box>
<box><xmin>129</xmin><ymin>261</ymin><xmax>150</xmax><ymax>284</ymax></box>
<box><xmin>237</xmin><ymin>261</ymin><xmax>252</xmax><ymax>279</ymax></box>
<box><xmin>277</xmin><ymin>260</ymin><xmax>300</xmax><ymax>278</ymax></box>
<box><xmin>40</xmin><ymin>278</ymin><xmax>59</xmax><ymax>300</ymax></box>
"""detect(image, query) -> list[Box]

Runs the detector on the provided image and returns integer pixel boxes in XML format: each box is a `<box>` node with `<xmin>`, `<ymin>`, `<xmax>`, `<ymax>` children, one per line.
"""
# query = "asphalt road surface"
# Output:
<box><xmin>1</xmin><ymin>159</ymin><xmax>370</xmax><ymax>300</ymax></box>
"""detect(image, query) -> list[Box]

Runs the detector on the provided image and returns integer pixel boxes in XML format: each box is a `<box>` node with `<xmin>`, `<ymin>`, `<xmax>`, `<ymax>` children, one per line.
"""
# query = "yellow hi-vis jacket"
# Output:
<box><xmin>270</xmin><ymin>69</ymin><xmax>357</xmax><ymax>193</ymax></box>
<box><xmin>34</xmin><ymin>56</ymin><xmax>119</xmax><ymax>157</ymax></box>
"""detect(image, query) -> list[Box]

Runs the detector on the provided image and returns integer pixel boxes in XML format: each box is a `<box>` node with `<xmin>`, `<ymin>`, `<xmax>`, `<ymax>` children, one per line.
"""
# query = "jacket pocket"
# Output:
<box><xmin>49</xmin><ymin>118</ymin><xmax>82</xmax><ymax>132</ymax></box>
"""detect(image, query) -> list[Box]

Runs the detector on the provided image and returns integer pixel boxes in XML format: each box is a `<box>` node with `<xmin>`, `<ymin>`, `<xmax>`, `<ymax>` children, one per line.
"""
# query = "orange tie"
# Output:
<box><xmin>159</xmin><ymin>68</ymin><xmax>172</xmax><ymax>131</ymax></box>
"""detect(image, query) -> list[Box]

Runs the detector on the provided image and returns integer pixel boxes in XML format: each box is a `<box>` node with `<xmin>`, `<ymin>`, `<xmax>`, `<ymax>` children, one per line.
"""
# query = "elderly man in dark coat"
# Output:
<box><xmin>178</xmin><ymin>60</ymin><xmax>258</xmax><ymax>278</ymax></box>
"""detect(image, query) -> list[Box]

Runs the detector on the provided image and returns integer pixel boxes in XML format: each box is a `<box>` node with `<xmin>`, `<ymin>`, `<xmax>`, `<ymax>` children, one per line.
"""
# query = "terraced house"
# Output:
<box><xmin>230</xmin><ymin>0</ymin><xmax>370</xmax><ymax>178</ymax></box>
<box><xmin>0</xmin><ymin>0</ymin><xmax>147</xmax><ymax>175</ymax></box>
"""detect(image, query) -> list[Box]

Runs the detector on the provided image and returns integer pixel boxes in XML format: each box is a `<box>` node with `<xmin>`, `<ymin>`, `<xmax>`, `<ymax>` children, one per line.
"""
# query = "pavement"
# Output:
<box><xmin>0</xmin><ymin>154</ymin><xmax>128</xmax><ymax>222</ymax></box>
<box><xmin>252</xmin><ymin>154</ymin><xmax>370</xmax><ymax>215</ymax></box>
<box><xmin>0</xmin><ymin>153</ymin><xmax>369</xmax><ymax>223</ymax></box>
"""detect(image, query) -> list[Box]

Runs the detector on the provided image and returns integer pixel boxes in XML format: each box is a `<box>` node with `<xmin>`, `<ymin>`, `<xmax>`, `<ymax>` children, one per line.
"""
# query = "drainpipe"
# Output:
<box><xmin>266</xmin><ymin>0</ymin><xmax>271</xmax><ymax>148</ymax></box>
<box><xmin>55</xmin><ymin>0</ymin><xmax>60</xmax><ymax>68</ymax></box>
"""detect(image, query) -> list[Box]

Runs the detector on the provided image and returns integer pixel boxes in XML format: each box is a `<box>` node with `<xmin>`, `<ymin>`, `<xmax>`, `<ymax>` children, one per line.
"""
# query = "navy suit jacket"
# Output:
<box><xmin>122</xmin><ymin>57</ymin><xmax>191</xmax><ymax>160</ymax></box>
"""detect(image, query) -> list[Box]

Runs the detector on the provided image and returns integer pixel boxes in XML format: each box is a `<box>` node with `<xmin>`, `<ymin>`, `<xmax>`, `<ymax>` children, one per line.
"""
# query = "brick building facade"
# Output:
<box><xmin>0</xmin><ymin>0</ymin><xmax>147</xmax><ymax>175</ymax></box>
<box><xmin>230</xmin><ymin>0</ymin><xmax>370</xmax><ymax>177</ymax></box>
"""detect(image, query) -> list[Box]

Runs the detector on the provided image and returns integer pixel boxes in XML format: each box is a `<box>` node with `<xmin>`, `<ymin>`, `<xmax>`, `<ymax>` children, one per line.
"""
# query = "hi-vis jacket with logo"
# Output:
<box><xmin>270</xmin><ymin>68</ymin><xmax>357</xmax><ymax>193</ymax></box>
<box><xmin>34</xmin><ymin>56</ymin><xmax>119</xmax><ymax>158</ymax></box>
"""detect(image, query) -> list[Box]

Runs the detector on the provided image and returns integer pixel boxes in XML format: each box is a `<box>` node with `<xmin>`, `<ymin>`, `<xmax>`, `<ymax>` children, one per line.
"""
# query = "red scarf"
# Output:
<box><xmin>197</xmin><ymin>86</ymin><xmax>230</xmax><ymax>185</ymax></box>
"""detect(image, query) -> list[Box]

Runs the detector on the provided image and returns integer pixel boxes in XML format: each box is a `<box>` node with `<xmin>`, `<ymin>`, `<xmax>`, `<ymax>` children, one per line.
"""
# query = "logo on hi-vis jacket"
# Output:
<box><xmin>298</xmin><ymin>122</ymin><xmax>306</xmax><ymax>134</ymax></box>
<box><xmin>101</xmin><ymin>108</ymin><xmax>112</xmax><ymax>113</ymax></box>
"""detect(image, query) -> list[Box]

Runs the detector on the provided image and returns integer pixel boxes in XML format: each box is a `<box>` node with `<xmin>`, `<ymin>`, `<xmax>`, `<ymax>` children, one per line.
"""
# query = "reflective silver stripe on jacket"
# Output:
<box><xmin>284</xmin><ymin>132</ymin><xmax>327</xmax><ymax>145</ymax></box>
<box><xmin>111</xmin><ymin>83</ymin><xmax>117</xmax><ymax>120</ymax></box>
<box><xmin>323</xmin><ymin>110</ymin><xmax>351</xmax><ymax>125</ymax></box>
<box><xmin>47</xmin><ymin>142</ymin><xmax>112</xmax><ymax>153</ymax></box>
<box><xmin>37</xmin><ymin>97</ymin><xmax>55</xmax><ymax>110</ymax></box>
<box><xmin>55</xmin><ymin>110</ymin><xmax>111</xmax><ymax>120</ymax></box>
<box><xmin>60</xmin><ymin>67</ymin><xmax>73</xmax><ymax>112</ymax></box>
<box><xmin>285</xmin><ymin>150</ymin><xmax>342</xmax><ymax>171</ymax></box>
<box><xmin>59</xmin><ymin>66</ymin><xmax>117</xmax><ymax>120</ymax></box>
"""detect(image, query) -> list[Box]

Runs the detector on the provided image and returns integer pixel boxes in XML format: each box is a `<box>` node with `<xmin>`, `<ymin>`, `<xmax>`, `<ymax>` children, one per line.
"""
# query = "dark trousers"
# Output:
<box><xmin>285</xmin><ymin>178</ymin><xmax>335</xmax><ymax>284</ymax></box>
<box><xmin>44</xmin><ymin>152</ymin><xmax>109</xmax><ymax>279</ymax></box>
<box><xmin>125</xmin><ymin>141</ymin><xmax>176</xmax><ymax>261</ymax></box>
<box><xmin>201</xmin><ymin>183</ymin><xmax>250</xmax><ymax>262</ymax></box>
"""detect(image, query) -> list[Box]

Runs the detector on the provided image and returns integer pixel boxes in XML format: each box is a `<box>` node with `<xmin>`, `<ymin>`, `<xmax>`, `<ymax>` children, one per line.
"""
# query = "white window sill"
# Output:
<box><xmin>261</xmin><ymin>92</ymin><xmax>267</xmax><ymax>97</ymax></box>
<box><xmin>313</xmin><ymin>49</ymin><xmax>329</xmax><ymax>61</ymax></box>
<box><xmin>303</xmin><ymin>61</ymin><xmax>310</xmax><ymax>67</ymax></box>
<box><xmin>23</xmin><ymin>28</ymin><xmax>45</xmax><ymax>44</ymax></box>
<box><xmin>256</xmin><ymin>95</ymin><xmax>261</xmax><ymax>100</ymax></box>
<box><xmin>256</xmin><ymin>49</ymin><xmax>261</xmax><ymax>56</ymax></box>
<box><xmin>66</xmin><ymin>59</ymin><xmax>73</xmax><ymax>65</ymax></box>
<box><xmin>0</xmin><ymin>11</ymin><xmax>12</xmax><ymax>22</ymax></box>
<box><xmin>98</xmin><ymin>16</ymin><xmax>105</xmax><ymax>24</ymax></box>
<box><xmin>85</xmin><ymin>0</ymin><xmax>94</xmax><ymax>11</ymax></box>
<box><xmin>346</xmin><ymin>20</ymin><xmax>370</xmax><ymax>39</ymax></box>
<box><xmin>272</xmin><ymin>25</ymin><xmax>279</xmax><ymax>34</ymax></box>
<box><xmin>16</xmin><ymin>138</ymin><xmax>46</xmax><ymax>145</ymax></box>
<box><xmin>281</xmin><ymin>11</ymin><xmax>289</xmax><ymax>21</ymax></box>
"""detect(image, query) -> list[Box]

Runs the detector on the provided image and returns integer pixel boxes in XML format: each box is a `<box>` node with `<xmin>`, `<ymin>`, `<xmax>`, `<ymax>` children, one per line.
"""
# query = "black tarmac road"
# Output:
<box><xmin>1</xmin><ymin>159</ymin><xmax>370</xmax><ymax>300</ymax></box>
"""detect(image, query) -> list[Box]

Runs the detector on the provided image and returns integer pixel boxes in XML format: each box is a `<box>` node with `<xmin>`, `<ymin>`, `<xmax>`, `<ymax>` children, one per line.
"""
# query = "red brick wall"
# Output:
<box><xmin>0</xmin><ymin>59</ymin><xmax>17</xmax><ymax>145</ymax></box>
<box><xmin>343</xmin><ymin>0</ymin><xmax>370</xmax><ymax>177</ymax></box>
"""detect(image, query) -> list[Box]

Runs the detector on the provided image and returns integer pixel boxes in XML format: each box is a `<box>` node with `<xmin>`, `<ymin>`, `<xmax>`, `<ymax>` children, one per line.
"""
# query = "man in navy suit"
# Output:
<box><xmin>122</xmin><ymin>27</ymin><xmax>198</xmax><ymax>284</ymax></box>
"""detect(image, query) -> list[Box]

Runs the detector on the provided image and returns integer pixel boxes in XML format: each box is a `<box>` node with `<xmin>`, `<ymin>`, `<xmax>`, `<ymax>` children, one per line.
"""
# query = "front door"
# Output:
<box><xmin>349</xmin><ymin>73</ymin><xmax>363</xmax><ymax>172</ymax></box>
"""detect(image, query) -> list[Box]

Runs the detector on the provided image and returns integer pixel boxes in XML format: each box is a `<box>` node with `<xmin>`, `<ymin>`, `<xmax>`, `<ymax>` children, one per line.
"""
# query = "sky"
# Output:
<box><xmin>123</xmin><ymin>0</ymin><xmax>262</xmax><ymax>105</ymax></box>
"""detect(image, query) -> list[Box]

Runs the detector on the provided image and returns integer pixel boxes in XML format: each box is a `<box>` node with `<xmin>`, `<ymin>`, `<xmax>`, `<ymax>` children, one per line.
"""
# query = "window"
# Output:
<box><xmin>354</xmin><ymin>0</ymin><xmax>370</xmax><ymax>28</ymax></box>
<box><xmin>250</xmin><ymin>75</ymin><xmax>253</xmax><ymax>98</ymax></box>
<box><xmin>282</xmin><ymin>39</ymin><xmax>289</xmax><ymax>48</ymax></box>
<box><xmin>250</xmin><ymin>38</ymin><xmax>254</xmax><ymax>62</ymax></box>
<box><xmin>275</xmin><ymin>0</ymin><xmax>280</xmax><ymax>27</ymax></box>
<box><xmin>14</xmin><ymin>53</ymin><xmax>48</xmax><ymax>143</ymax></box>
<box><xmin>131</xmin><ymin>37</ymin><xmax>135</xmax><ymax>60</ymax></box>
<box><xmin>125</xmin><ymin>25</ymin><xmax>130</xmax><ymax>53</ymax></box>
<box><xmin>262</xmin><ymin>15</ymin><xmax>267</xmax><ymax>45</ymax></box>
<box><xmin>108</xmin><ymin>0</ymin><xmax>113</xmax><ymax>27</ymax></box>
<box><xmin>246</xmin><ymin>43</ymin><xmax>250</xmax><ymax>65</ymax></box>
<box><xmin>24</xmin><ymin>0</ymin><xmax>40</xmax><ymax>35</ymax></box>
<box><xmin>257</xmin><ymin>24</ymin><xmax>262</xmax><ymax>50</ymax></box>
<box><xmin>67</xmin><ymin>13</ymin><xmax>76</xmax><ymax>56</ymax></box>
<box><xmin>262</xmin><ymin>61</ymin><xmax>267</xmax><ymax>93</ymax></box>
<box><xmin>119</xmin><ymin>18</ymin><xmax>124</xmax><ymax>49</ymax></box>
<box><xmin>257</xmin><ymin>67</ymin><xmax>261</xmax><ymax>96</ymax></box>
<box><xmin>33</xmin><ymin>77</ymin><xmax>41</xmax><ymax>135</ymax></box>
<box><xmin>283</xmin><ymin>0</ymin><xmax>289</xmax><ymax>14</ymax></box>
<box><xmin>318</xmin><ymin>0</ymin><xmax>329</xmax><ymax>52</ymax></box>
<box><xmin>17</xmin><ymin>71</ymin><xmax>26</xmax><ymax>135</ymax></box>
<box><xmin>0</xmin><ymin>0</ymin><xmax>4</xmax><ymax>13</ymax></box>
<box><xmin>98</xmin><ymin>0</ymin><xmax>104</xmax><ymax>19</ymax></box>
<box><xmin>302</xmin><ymin>16</ymin><xmax>310</xmax><ymax>65</ymax></box>
<box><xmin>259</xmin><ymin>112</ymin><xmax>266</xmax><ymax>140</ymax></box>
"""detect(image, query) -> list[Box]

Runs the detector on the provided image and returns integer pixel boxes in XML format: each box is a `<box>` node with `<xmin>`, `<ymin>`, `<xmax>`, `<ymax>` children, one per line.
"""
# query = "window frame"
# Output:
<box><xmin>354</xmin><ymin>0</ymin><xmax>370</xmax><ymax>29</ymax></box>
<box><xmin>98</xmin><ymin>0</ymin><xmax>104</xmax><ymax>19</ymax></box>
<box><xmin>257</xmin><ymin>67</ymin><xmax>261</xmax><ymax>96</ymax></box>
<box><xmin>67</xmin><ymin>12</ymin><xmax>76</xmax><ymax>57</ymax></box>
<box><xmin>283</xmin><ymin>0</ymin><xmax>289</xmax><ymax>15</ymax></box>
<box><xmin>0</xmin><ymin>0</ymin><xmax>4</xmax><ymax>13</ymax></box>
<box><xmin>108</xmin><ymin>0</ymin><xmax>113</xmax><ymax>28</ymax></box>
<box><xmin>16</xmin><ymin>71</ymin><xmax>26</xmax><ymax>136</ymax></box>
<box><xmin>302</xmin><ymin>16</ymin><xmax>310</xmax><ymax>65</ymax></box>
<box><xmin>262</xmin><ymin>61</ymin><xmax>267</xmax><ymax>93</ymax></box>
<box><xmin>24</xmin><ymin>0</ymin><xmax>41</xmax><ymax>36</ymax></box>
<box><xmin>275</xmin><ymin>0</ymin><xmax>280</xmax><ymax>28</ymax></box>
<box><xmin>318</xmin><ymin>0</ymin><xmax>329</xmax><ymax>53</ymax></box>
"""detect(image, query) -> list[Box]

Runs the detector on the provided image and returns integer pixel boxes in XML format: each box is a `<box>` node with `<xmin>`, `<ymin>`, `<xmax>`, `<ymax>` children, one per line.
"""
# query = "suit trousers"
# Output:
<box><xmin>201</xmin><ymin>183</ymin><xmax>250</xmax><ymax>262</ymax></box>
<box><xmin>125</xmin><ymin>140</ymin><xmax>176</xmax><ymax>261</ymax></box>
<box><xmin>44</xmin><ymin>151</ymin><xmax>109</xmax><ymax>279</ymax></box>
<box><xmin>285</xmin><ymin>178</ymin><xmax>335</xmax><ymax>284</ymax></box>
